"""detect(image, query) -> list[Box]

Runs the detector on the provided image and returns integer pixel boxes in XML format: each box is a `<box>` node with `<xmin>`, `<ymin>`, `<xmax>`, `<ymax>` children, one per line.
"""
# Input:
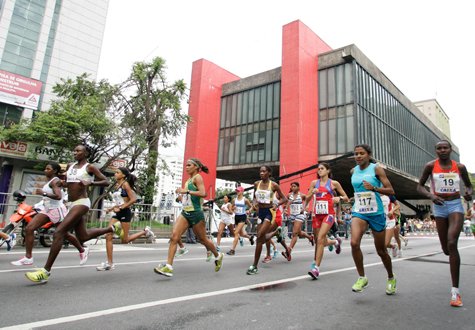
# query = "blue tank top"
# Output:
<box><xmin>351</xmin><ymin>163</ymin><xmax>383</xmax><ymax>215</ymax></box>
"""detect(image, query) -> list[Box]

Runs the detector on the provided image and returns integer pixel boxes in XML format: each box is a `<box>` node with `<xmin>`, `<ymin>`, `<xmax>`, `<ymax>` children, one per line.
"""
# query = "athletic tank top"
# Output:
<box><xmin>234</xmin><ymin>196</ymin><xmax>247</xmax><ymax>215</ymax></box>
<box><xmin>431</xmin><ymin>159</ymin><xmax>460</xmax><ymax>196</ymax></box>
<box><xmin>42</xmin><ymin>178</ymin><xmax>64</xmax><ymax>209</ymax></box>
<box><xmin>313</xmin><ymin>179</ymin><xmax>334</xmax><ymax>215</ymax></box>
<box><xmin>182</xmin><ymin>175</ymin><xmax>202</xmax><ymax>212</ymax></box>
<box><xmin>255</xmin><ymin>180</ymin><xmax>274</xmax><ymax>204</ymax></box>
<box><xmin>221</xmin><ymin>202</ymin><xmax>233</xmax><ymax>222</ymax></box>
<box><xmin>66</xmin><ymin>162</ymin><xmax>94</xmax><ymax>183</ymax></box>
<box><xmin>381</xmin><ymin>195</ymin><xmax>394</xmax><ymax>220</ymax></box>
<box><xmin>111</xmin><ymin>183</ymin><xmax>128</xmax><ymax>206</ymax></box>
<box><xmin>351</xmin><ymin>163</ymin><xmax>383</xmax><ymax>215</ymax></box>
<box><xmin>288</xmin><ymin>192</ymin><xmax>303</xmax><ymax>215</ymax></box>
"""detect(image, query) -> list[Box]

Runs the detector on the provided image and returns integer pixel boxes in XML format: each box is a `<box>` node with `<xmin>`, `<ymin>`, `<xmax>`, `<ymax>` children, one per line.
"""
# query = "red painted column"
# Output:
<box><xmin>279</xmin><ymin>20</ymin><xmax>332</xmax><ymax>195</ymax></box>
<box><xmin>183</xmin><ymin>59</ymin><xmax>239</xmax><ymax>199</ymax></box>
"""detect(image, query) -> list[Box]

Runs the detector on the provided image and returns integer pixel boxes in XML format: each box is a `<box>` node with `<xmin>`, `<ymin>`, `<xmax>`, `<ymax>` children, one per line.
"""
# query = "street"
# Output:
<box><xmin>0</xmin><ymin>235</ymin><xmax>474</xmax><ymax>330</ymax></box>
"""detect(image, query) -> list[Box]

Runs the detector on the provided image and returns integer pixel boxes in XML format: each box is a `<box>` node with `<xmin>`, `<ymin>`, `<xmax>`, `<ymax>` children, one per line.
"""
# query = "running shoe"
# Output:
<box><xmin>450</xmin><ymin>292</ymin><xmax>463</xmax><ymax>307</ymax></box>
<box><xmin>249</xmin><ymin>235</ymin><xmax>255</xmax><ymax>245</ymax></box>
<box><xmin>273</xmin><ymin>249</ymin><xmax>279</xmax><ymax>259</ymax></box>
<box><xmin>386</xmin><ymin>276</ymin><xmax>397</xmax><ymax>295</ymax></box>
<box><xmin>206</xmin><ymin>251</ymin><xmax>212</xmax><ymax>262</ymax></box>
<box><xmin>397</xmin><ymin>250</ymin><xmax>403</xmax><ymax>258</ymax></box>
<box><xmin>246</xmin><ymin>265</ymin><xmax>258</xmax><ymax>275</ymax></box>
<box><xmin>391</xmin><ymin>245</ymin><xmax>398</xmax><ymax>258</ymax></box>
<box><xmin>144</xmin><ymin>226</ymin><xmax>155</xmax><ymax>239</ymax></box>
<box><xmin>239</xmin><ymin>237</ymin><xmax>244</xmax><ymax>247</ymax></box>
<box><xmin>11</xmin><ymin>256</ymin><xmax>34</xmax><ymax>266</ymax></box>
<box><xmin>276</xmin><ymin>226</ymin><xmax>283</xmax><ymax>243</ymax></box>
<box><xmin>215</xmin><ymin>253</ymin><xmax>224</xmax><ymax>272</ymax></box>
<box><xmin>328</xmin><ymin>244</ymin><xmax>334</xmax><ymax>252</ymax></box>
<box><xmin>404</xmin><ymin>237</ymin><xmax>408</xmax><ymax>247</ymax></box>
<box><xmin>308</xmin><ymin>266</ymin><xmax>319</xmax><ymax>280</ymax></box>
<box><xmin>309</xmin><ymin>234</ymin><xmax>315</xmax><ymax>246</ymax></box>
<box><xmin>281</xmin><ymin>248</ymin><xmax>292</xmax><ymax>261</ymax></box>
<box><xmin>112</xmin><ymin>222</ymin><xmax>123</xmax><ymax>238</ymax></box>
<box><xmin>352</xmin><ymin>277</ymin><xmax>368</xmax><ymax>292</ymax></box>
<box><xmin>6</xmin><ymin>233</ymin><xmax>16</xmax><ymax>251</ymax></box>
<box><xmin>25</xmin><ymin>268</ymin><xmax>50</xmax><ymax>283</ymax></box>
<box><xmin>154</xmin><ymin>264</ymin><xmax>173</xmax><ymax>277</ymax></box>
<box><xmin>96</xmin><ymin>262</ymin><xmax>115</xmax><ymax>271</ymax></box>
<box><xmin>175</xmin><ymin>247</ymin><xmax>189</xmax><ymax>257</ymax></box>
<box><xmin>263</xmin><ymin>255</ymin><xmax>272</xmax><ymax>263</ymax></box>
<box><xmin>226</xmin><ymin>249</ymin><xmax>235</xmax><ymax>255</ymax></box>
<box><xmin>79</xmin><ymin>246</ymin><xmax>89</xmax><ymax>265</ymax></box>
<box><xmin>335</xmin><ymin>237</ymin><xmax>342</xmax><ymax>254</ymax></box>
<box><xmin>216</xmin><ymin>246</ymin><xmax>221</xmax><ymax>252</ymax></box>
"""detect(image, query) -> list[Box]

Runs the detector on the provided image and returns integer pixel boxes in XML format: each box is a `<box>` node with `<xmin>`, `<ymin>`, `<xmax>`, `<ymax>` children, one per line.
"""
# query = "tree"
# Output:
<box><xmin>124</xmin><ymin>57</ymin><xmax>190</xmax><ymax>204</ymax></box>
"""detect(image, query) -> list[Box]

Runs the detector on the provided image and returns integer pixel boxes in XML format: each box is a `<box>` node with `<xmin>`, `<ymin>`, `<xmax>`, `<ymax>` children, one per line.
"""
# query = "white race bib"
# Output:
<box><xmin>256</xmin><ymin>190</ymin><xmax>271</xmax><ymax>204</ymax></box>
<box><xmin>235</xmin><ymin>206</ymin><xmax>245</xmax><ymax>214</ymax></box>
<box><xmin>433</xmin><ymin>173</ymin><xmax>460</xmax><ymax>194</ymax></box>
<box><xmin>354</xmin><ymin>192</ymin><xmax>378</xmax><ymax>214</ymax></box>
<box><xmin>182</xmin><ymin>194</ymin><xmax>193</xmax><ymax>211</ymax></box>
<box><xmin>314</xmin><ymin>200</ymin><xmax>329</xmax><ymax>215</ymax></box>
<box><xmin>290</xmin><ymin>203</ymin><xmax>302</xmax><ymax>215</ymax></box>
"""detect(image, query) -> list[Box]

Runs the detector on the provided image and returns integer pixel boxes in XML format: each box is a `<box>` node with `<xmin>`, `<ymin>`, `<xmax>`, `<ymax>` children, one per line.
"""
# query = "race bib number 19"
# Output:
<box><xmin>354</xmin><ymin>192</ymin><xmax>378</xmax><ymax>214</ymax></box>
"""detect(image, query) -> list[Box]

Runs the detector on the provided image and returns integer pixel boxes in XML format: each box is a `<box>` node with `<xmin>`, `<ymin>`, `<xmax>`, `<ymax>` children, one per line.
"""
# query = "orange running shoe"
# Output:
<box><xmin>450</xmin><ymin>293</ymin><xmax>463</xmax><ymax>307</ymax></box>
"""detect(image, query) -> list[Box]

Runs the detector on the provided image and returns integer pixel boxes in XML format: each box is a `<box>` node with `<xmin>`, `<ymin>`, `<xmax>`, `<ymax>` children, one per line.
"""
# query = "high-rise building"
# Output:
<box><xmin>156</xmin><ymin>155</ymin><xmax>184</xmax><ymax>208</ymax></box>
<box><xmin>414</xmin><ymin>99</ymin><xmax>451</xmax><ymax>138</ymax></box>
<box><xmin>0</xmin><ymin>0</ymin><xmax>109</xmax><ymax>124</ymax></box>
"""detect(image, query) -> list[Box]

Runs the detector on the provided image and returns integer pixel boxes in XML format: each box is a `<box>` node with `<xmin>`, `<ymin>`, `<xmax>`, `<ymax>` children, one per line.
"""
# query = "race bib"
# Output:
<box><xmin>255</xmin><ymin>190</ymin><xmax>271</xmax><ymax>204</ymax></box>
<box><xmin>314</xmin><ymin>200</ymin><xmax>329</xmax><ymax>215</ymax></box>
<box><xmin>354</xmin><ymin>192</ymin><xmax>378</xmax><ymax>214</ymax></box>
<box><xmin>290</xmin><ymin>203</ymin><xmax>302</xmax><ymax>215</ymax></box>
<box><xmin>235</xmin><ymin>206</ymin><xmax>245</xmax><ymax>214</ymax></box>
<box><xmin>433</xmin><ymin>173</ymin><xmax>460</xmax><ymax>194</ymax></box>
<box><xmin>182</xmin><ymin>194</ymin><xmax>193</xmax><ymax>211</ymax></box>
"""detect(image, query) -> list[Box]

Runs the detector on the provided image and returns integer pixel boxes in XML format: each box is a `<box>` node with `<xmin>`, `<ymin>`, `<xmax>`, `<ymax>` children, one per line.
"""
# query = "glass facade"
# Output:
<box><xmin>319</xmin><ymin>61</ymin><xmax>458</xmax><ymax>178</ymax></box>
<box><xmin>217</xmin><ymin>82</ymin><xmax>280</xmax><ymax>166</ymax></box>
<box><xmin>0</xmin><ymin>0</ymin><xmax>46</xmax><ymax>77</ymax></box>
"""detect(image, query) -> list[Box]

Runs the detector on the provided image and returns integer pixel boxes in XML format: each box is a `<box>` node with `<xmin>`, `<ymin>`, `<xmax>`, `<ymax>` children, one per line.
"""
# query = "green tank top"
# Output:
<box><xmin>182</xmin><ymin>175</ymin><xmax>202</xmax><ymax>212</ymax></box>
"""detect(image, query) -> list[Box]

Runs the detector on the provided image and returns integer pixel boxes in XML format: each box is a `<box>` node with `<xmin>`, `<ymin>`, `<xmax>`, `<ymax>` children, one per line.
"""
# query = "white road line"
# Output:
<box><xmin>3</xmin><ymin>244</ymin><xmax>474</xmax><ymax>330</ymax></box>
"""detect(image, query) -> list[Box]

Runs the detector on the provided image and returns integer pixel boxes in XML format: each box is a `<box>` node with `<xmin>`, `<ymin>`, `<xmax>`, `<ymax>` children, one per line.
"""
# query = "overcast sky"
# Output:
<box><xmin>98</xmin><ymin>0</ymin><xmax>475</xmax><ymax>172</ymax></box>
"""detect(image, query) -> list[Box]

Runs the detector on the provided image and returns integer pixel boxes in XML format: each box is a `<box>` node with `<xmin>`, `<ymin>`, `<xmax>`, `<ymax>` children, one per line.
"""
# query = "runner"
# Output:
<box><xmin>246</xmin><ymin>166</ymin><xmax>287</xmax><ymax>275</ymax></box>
<box><xmin>287</xmin><ymin>182</ymin><xmax>314</xmax><ymax>253</ymax></box>
<box><xmin>12</xmin><ymin>162</ymin><xmax>86</xmax><ymax>266</ymax></box>
<box><xmin>467</xmin><ymin>201</ymin><xmax>475</xmax><ymax>239</ymax></box>
<box><xmin>349</xmin><ymin>144</ymin><xmax>397</xmax><ymax>294</ymax></box>
<box><xmin>305</xmin><ymin>162</ymin><xmax>349</xmax><ymax>279</ymax></box>
<box><xmin>264</xmin><ymin>192</ymin><xmax>292</xmax><ymax>262</ymax></box>
<box><xmin>154</xmin><ymin>158</ymin><xmax>223</xmax><ymax>277</ymax></box>
<box><xmin>227</xmin><ymin>186</ymin><xmax>255</xmax><ymax>255</ymax></box>
<box><xmin>417</xmin><ymin>140</ymin><xmax>473</xmax><ymax>307</ymax></box>
<box><xmin>96</xmin><ymin>167</ymin><xmax>155</xmax><ymax>271</ymax></box>
<box><xmin>25</xmin><ymin>145</ymin><xmax>115</xmax><ymax>283</ymax></box>
<box><xmin>216</xmin><ymin>195</ymin><xmax>234</xmax><ymax>252</ymax></box>
<box><xmin>382</xmin><ymin>195</ymin><xmax>400</xmax><ymax>258</ymax></box>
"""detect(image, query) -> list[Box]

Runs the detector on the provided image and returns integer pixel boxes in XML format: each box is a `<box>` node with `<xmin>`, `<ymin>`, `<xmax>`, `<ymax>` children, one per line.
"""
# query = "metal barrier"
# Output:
<box><xmin>0</xmin><ymin>192</ymin><xmax>176</xmax><ymax>239</ymax></box>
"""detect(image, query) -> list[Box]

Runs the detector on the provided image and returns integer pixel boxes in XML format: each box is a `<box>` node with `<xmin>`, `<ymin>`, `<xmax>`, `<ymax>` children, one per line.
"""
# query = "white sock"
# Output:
<box><xmin>451</xmin><ymin>287</ymin><xmax>459</xmax><ymax>294</ymax></box>
<box><xmin>166</xmin><ymin>264</ymin><xmax>173</xmax><ymax>270</ymax></box>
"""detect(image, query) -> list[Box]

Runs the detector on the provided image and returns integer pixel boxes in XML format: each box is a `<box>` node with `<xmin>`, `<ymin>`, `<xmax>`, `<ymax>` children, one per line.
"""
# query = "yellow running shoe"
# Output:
<box><xmin>352</xmin><ymin>277</ymin><xmax>368</xmax><ymax>292</ymax></box>
<box><xmin>215</xmin><ymin>252</ymin><xmax>224</xmax><ymax>272</ymax></box>
<box><xmin>25</xmin><ymin>268</ymin><xmax>50</xmax><ymax>283</ymax></box>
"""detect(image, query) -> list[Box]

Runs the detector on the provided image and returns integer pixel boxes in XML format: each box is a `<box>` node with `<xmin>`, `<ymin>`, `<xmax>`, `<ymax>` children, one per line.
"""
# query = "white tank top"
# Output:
<box><xmin>43</xmin><ymin>178</ymin><xmax>64</xmax><ymax>209</ymax></box>
<box><xmin>66</xmin><ymin>162</ymin><xmax>94</xmax><ymax>183</ymax></box>
<box><xmin>234</xmin><ymin>197</ymin><xmax>247</xmax><ymax>215</ymax></box>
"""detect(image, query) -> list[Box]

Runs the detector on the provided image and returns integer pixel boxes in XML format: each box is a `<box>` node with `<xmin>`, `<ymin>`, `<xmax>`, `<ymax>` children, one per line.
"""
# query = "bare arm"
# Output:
<box><xmin>87</xmin><ymin>164</ymin><xmax>109</xmax><ymax>187</ymax></box>
<box><xmin>417</xmin><ymin>161</ymin><xmax>444</xmax><ymax>205</ymax></box>
<box><xmin>458</xmin><ymin>163</ymin><xmax>473</xmax><ymax>201</ymax></box>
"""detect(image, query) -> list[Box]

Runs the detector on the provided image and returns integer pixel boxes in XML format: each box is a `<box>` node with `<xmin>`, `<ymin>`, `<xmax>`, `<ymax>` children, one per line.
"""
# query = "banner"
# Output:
<box><xmin>0</xmin><ymin>69</ymin><xmax>43</xmax><ymax>110</ymax></box>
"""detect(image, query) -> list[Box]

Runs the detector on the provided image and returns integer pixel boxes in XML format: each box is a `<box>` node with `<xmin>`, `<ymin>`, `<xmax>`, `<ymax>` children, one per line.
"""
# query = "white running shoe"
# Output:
<box><xmin>11</xmin><ymin>256</ymin><xmax>34</xmax><ymax>266</ymax></box>
<box><xmin>79</xmin><ymin>246</ymin><xmax>89</xmax><ymax>265</ymax></box>
<box><xmin>96</xmin><ymin>262</ymin><xmax>115</xmax><ymax>271</ymax></box>
<box><xmin>392</xmin><ymin>245</ymin><xmax>398</xmax><ymax>258</ymax></box>
<box><xmin>175</xmin><ymin>247</ymin><xmax>189</xmax><ymax>257</ymax></box>
<box><xmin>397</xmin><ymin>249</ymin><xmax>402</xmax><ymax>258</ymax></box>
<box><xmin>144</xmin><ymin>226</ymin><xmax>155</xmax><ymax>239</ymax></box>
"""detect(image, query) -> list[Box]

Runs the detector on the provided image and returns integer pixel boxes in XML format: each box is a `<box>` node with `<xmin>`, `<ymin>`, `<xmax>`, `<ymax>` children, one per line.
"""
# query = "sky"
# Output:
<box><xmin>97</xmin><ymin>0</ymin><xmax>475</xmax><ymax>172</ymax></box>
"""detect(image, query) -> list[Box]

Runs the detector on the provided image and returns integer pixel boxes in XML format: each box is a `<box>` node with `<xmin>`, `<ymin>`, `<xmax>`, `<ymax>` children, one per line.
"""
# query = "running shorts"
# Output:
<box><xmin>432</xmin><ymin>199</ymin><xmax>464</xmax><ymax>218</ymax></box>
<box><xmin>313</xmin><ymin>214</ymin><xmax>335</xmax><ymax>229</ymax></box>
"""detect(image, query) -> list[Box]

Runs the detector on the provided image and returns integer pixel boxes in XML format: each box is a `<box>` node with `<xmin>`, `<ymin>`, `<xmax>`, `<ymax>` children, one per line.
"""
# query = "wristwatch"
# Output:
<box><xmin>43</xmin><ymin>192</ymin><xmax>47</xmax><ymax>197</ymax></box>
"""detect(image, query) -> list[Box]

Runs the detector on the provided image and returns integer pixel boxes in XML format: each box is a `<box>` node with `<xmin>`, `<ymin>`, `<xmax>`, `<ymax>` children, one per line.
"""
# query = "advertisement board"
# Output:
<box><xmin>0</xmin><ymin>69</ymin><xmax>43</xmax><ymax>110</ymax></box>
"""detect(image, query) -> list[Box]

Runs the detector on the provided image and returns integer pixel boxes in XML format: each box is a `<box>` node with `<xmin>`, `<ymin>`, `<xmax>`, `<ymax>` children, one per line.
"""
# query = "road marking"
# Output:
<box><xmin>3</xmin><ymin>244</ymin><xmax>474</xmax><ymax>330</ymax></box>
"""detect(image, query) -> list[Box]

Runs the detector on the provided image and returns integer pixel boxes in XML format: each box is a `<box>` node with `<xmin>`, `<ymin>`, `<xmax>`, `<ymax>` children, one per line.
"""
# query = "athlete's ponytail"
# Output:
<box><xmin>188</xmin><ymin>158</ymin><xmax>209</xmax><ymax>174</ymax></box>
<box><xmin>118</xmin><ymin>167</ymin><xmax>137</xmax><ymax>191</ymax></box>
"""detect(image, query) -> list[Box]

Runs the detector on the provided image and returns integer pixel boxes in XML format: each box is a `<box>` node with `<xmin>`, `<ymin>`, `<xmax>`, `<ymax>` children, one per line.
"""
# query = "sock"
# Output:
<box><xmin>451</xmin><ymin>287</ymin><xmax>459</xmax><ymax>294</ymax></box>
<box><xmin>166</xmin><ymin>264</ymin><xmax>173</xmax><ymax>270</ymax></box>
<box><xmin>359</xmin><ymin>276</ymin><xmax>366</xmax><ymax>280</ymax></box>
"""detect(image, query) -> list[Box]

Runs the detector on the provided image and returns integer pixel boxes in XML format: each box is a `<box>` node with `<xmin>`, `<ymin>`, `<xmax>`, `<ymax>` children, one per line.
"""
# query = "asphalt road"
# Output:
<box><xmin>0</xmin><ymin>234</ymin><xmax>474</xmax><ymax>330</ymax></box>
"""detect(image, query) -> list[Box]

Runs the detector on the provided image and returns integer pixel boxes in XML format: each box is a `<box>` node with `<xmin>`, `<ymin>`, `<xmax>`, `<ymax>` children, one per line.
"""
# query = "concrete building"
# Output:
<box><xmin>156</xmin><ymin>155</ymin><xmax>183</xmax><ymax>208</ymax></box>
<box><xmin>0</xmin><ymin>0</ymin><xmax>109</xmax><ymax>122</ymax></box>
<box><xmin>183</xmin><ymin>20</ymin><xmax>458</xmax><ymax>216</ymax></box>
<box><xmin>414</xmin><ymin>99</ymin><xmax>451</xmax><ymax>138</ymax></box>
